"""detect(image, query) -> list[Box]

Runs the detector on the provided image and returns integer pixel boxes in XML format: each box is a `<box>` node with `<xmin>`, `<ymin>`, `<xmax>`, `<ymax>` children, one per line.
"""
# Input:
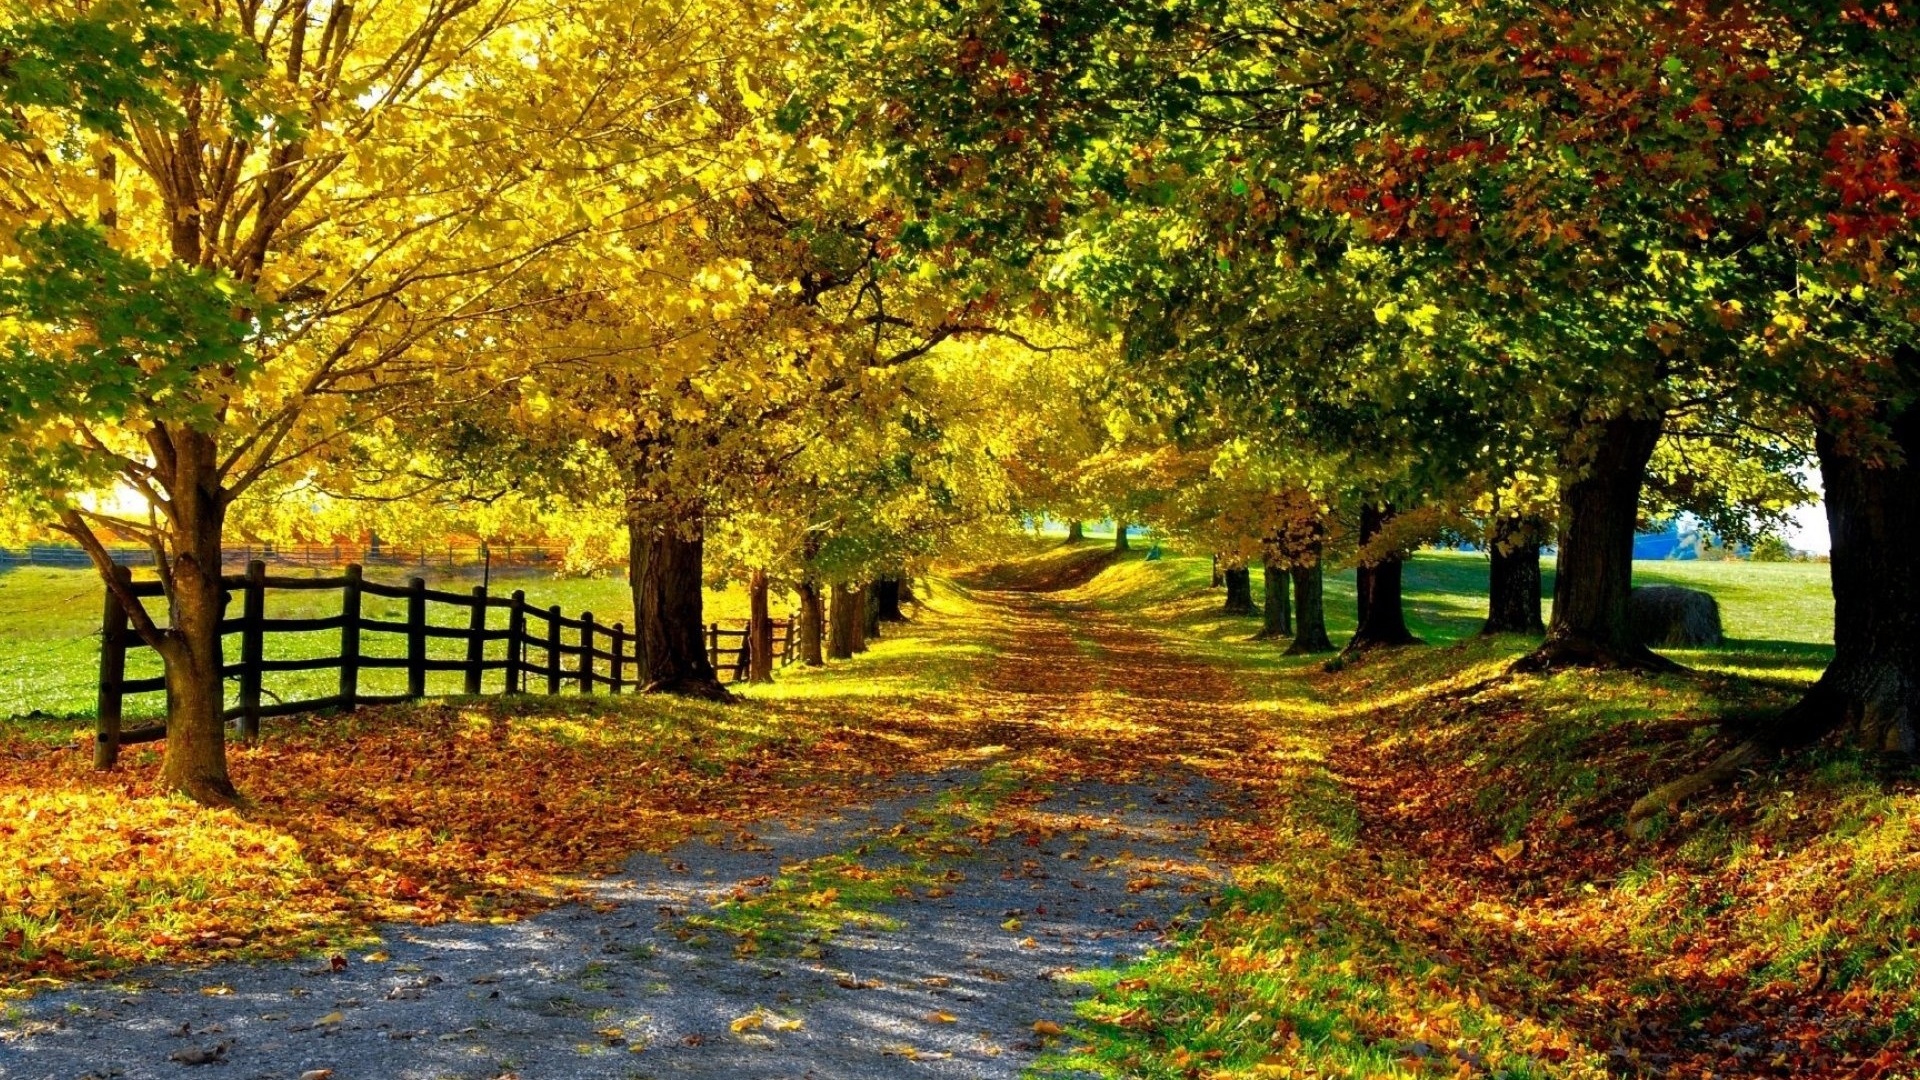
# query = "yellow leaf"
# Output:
<box><xmin>316</xmin><ymin>1011</ymin><xmax>345</xmax><ymax>1026</ymax></box>
<box><xmin>200</xmin><ymin>985</ymin><xmax>233</xmax><ymax>996</ymax></box>
<box><xmin>1493</xmin><ymin>841</ymin><xmax>1524</xmax><ymax>864</ymax></box>
<box><xmin>1033</xmin><ymin>1020</ymin><xmax>1064</xmax><ymax>1036</ymax></box>
<box><xmin>927</xmin><ymin>1011</ymin><xmax>957</xmax><ymax>1024</ymax></box>
<box><xmin>729</xmin><ymin>1012</ymin><xmax>764</xmax><ymax>1033</ymax></box>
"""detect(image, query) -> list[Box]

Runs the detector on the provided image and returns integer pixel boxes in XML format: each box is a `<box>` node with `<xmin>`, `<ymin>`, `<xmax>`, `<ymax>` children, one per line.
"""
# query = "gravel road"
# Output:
<box><xmin>1</xmin><ymin>771</ymin><xmax>1219</xmax><ymax>1080</ymax></box>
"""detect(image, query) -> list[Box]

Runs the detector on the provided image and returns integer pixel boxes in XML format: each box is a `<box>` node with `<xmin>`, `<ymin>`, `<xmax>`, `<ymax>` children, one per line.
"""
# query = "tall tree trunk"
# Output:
<box><xmin>1287</xmin><ymin>558</ymin><xmax>1335</xmax><ymax>654</ymax></box>
<box><xmin>157</xmin><ymin>429</ymin><xmax>237</xmax><ymax>804</ymax></box>
<box><xmin>1114</xmin><ymin>521</ymin><xmax>1130</xmax><ymax>553</ymax></box>
<box><xmin>828</xmin><ymin>583</ymin><xmax>856</xmax><ymax>660</ymax></box>
<box><xmin>1223</xmin><ymin>566</ymin><xmax>1255</xmax><ymax>614</ymax></box>
<box><xmin>1483</xmin><ymin>514</ymin><xmax>1548</xmax><ymax>636</ymax></box>
<box><xmin>862</xmin><ymin>582</ymin><xmax>883</xmax><ymax>640</ymax></box>
<box><xmin>1631</xmin><ymin>391</ymin><xmax>1920</xmax><ymax>826</ymax></box>
<box><xmin>1346</xmin><ymin>503</ymin><xmax>1418</xmax><ymax>652</ymax></box>
<box><xmin>747</xmin><ymin>568</ymin><xmax>774</xmax><ymax>684</ymax></box>
<box><xmin>628</xmin><ymin>502</ymin><xmax>728</xmax><ymax>700</ymax></box>
<box><xmin>851</xmin><ymin>584</ymin><xmax>870</xmax><ymax>653</ymax></box>
<box><xmin>1259</xmin><ymin>556</ymin><xmax>1292</xmax><ymax>639</ymax></box>
<box><xmin>874</xmin><ymin>576</ymin><xmax>906</xmax><ymax>621</ymax></box>
<box><xmin>1211</xmin><ymin>555</ymin><xmax>1224</xmax><ymax>587</ymax></box>
<box><xmin>1516</xmin><ymin>409</ymin><xmax>1670</xmax><ymax>672</ymax></box>
<box><xmin>1771</xmin><ymin>405</ymin><xmax>1920</xmax><ymax>752</ymax></box>
<box><xmin>798</xmin><ymin>580</ymin><xmax>826</xmax><ymax>667</ymax></box>
<box><xmin>1066</xmin><ymin>521</ymin><xmax>1084</xmax><ymax>542</ymax></box>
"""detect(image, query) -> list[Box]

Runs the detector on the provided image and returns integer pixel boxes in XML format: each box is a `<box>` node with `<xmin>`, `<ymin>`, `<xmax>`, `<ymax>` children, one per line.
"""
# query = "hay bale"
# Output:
<box><xmin>1629</xmin><ymin>585</ymin><xmax>1724</xmax><ymax>648</ymax></box>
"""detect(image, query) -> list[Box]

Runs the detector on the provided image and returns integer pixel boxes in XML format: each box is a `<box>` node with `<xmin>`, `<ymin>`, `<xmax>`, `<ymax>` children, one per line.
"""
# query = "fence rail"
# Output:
<box><xmin>95</xmin><ymin>561</ymin><xmax>795</xmax><ymax>765</ymax></box>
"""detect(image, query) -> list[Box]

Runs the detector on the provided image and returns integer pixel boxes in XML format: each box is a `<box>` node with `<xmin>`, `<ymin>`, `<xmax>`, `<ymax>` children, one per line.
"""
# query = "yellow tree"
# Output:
<box><xmin>0</xmin><ymin>0</ymin><xmax>735</xmax><ymax>801</ymax></box>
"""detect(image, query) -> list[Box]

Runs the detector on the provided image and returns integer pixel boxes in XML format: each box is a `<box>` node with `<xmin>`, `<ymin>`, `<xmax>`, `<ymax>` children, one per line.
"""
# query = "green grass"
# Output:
<box><xmin>1027</xmin><ymin>544</ymin><xmax>1914</xmax><ymax>1080</ymax></box>
<box><xmin>0</xmin><ymin>565</ymin><xmax>780</xmax><ymax>727</ymax></box>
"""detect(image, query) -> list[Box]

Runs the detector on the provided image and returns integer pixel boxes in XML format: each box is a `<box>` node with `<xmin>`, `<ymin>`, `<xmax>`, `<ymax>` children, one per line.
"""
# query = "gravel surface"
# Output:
<box><xmin>1</xmin><ymin>771</ymin><xmax>1219</xmax><ymax>1080</ymax></box>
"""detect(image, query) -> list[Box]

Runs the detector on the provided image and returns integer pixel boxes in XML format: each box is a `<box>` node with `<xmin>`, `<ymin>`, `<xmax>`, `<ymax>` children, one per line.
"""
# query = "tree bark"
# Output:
<box><xmin>851</xmin><ymin>584</ymin><xmax>870</xmax><ymax>652</ymax></box>
<box><xmin>747</xmin><ymin>568</ymin><xmax>774</xmax><ymax>684</ymax></box>
<box><xmin>1286</xmin><ymin>558</ymin><xmax>1335</xmax><ymax>654</ymax></box>
<box><xmin>798</xmin><ymin>580</ymin><xmax>826</xmax><ymax>666</ymax></box>
<box><xmin>874</xmin><ymin>576</ymin><xmax>906</xmax><ymax>621</ymax></box>
<box><xmin>1211</xmin><ymin>555</ymin><xmax>1224</xmax><ymax>587</ymax></box>
<box><xmin>1113</xmin><ymin>521</ymin><xmax>1130</xmax><ymax>553</ymax></box>
<box><xmin>1345</xmin><ymin>503</ymin><xmax>1418</xmax><ymax>652</ymax></box>
<box><xmin>1516</xmin><ymin>409</ymin><xmax>1671</xmax><ymax>672</ymax></box>
<box><xmin>828</xmin><ymin>583</ymin><xmax>856</xmax><ymax>659</ymax></box>
<box><xmin>628</xmin><ymin>502</ymin><xmax>728</xmax><ymax>700</ymax></box>
<box><xmin>1259</xmin><ymin>556</ymin><xmax>1293</xmax><ymax>639</ymax></box>
<box><xmin>862</xmin><ymin>582</ymin><xmax>883</xmax><ymax>641</ymax></box>
<box><xmin>1066</xmin><ymin>521</ymin><xmax>1084</xmax><ymax>542</ymax></box>
<box><xmin>1223</xmin><ymin>566</ymin><xmax>1255</xmax><ymax>614</ymax></box>
<box><xmin>155</xmin><ymin>429</ymin><xmax>238</xmax><ymax>804</ymax></box>
<box><xmin>1770</xmin><ymin>403</ymin><xmax>1920</xmax><ymax>752</ymax></box>
<box><xmin>1483</xmin><ymin>514</ymin><xmax>1547</xmax><ymax>636</ymax></box>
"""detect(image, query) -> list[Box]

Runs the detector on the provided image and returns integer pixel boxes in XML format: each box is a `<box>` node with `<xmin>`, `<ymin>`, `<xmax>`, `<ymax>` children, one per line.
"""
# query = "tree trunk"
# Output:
<box><xmin>1066</xmin><ymin>521</ymin><xmax>1084</xmax><ymax>542</ymax></box>
<box><xmin>1211</xmin><ymin>555</ymin><xmax>1224</xmax><ymax>587</ymax></box>
<box><xmin>828</xmin><ymin>583</ymin><xmax>856</xmax><ymax>660</ymax></box>
<box><xmin>1286</xmin><ymin>558</ymin><xmax>1335</xmax><ymax>654</ymax></box>
<box><xmin>747</xmin><ymin>568</ymin><xmax>774</xmax><ymax>684</ymax></box>
<box><xmin>628</xmin><ymin>502</ymin><xmax>728</xmax><ymax>700</ymax></box>
<box><xmin>851</xmin><ymin>584</ymin><xmax>870</xmax><ymax>652</ymax></box>
<box><xmin>1114</xmin><ymin>521</ymin><xmax>1130</xmax><ymax>552</ymax></box>
<box><xmin>157</xmin><ymin>429</ymin><xmax>238</xmax><ymax>804</ymax></box>
<box><xmin>1631</xmin><ymin>392</ymin><xmax>1920</xmax><ymax>826</ymax></box>
<box><xmin>1259</xmin><ymin>557</ymin><xmax>1293</xmax><ymax>639</ymax></box>
<box><xmin>1769</xmin><ymin>404</ymin><xmax>1920</xmax><ymax>752</ymax></box>
<box><xmin>798</xmin><ymin>580</ymin><xmax>825</xmax><ymax>667</ymax></box>
<box><xmin>1483</xmin><ymin>514</ymin><xmax>1547</xmax><ymax>636</ymax></box>
<box><xmin>1516</xmin><ymin>409</ymin><xmax>1670</xmax><ymax>672</ymax></box>
<box><xmin>1346</xmin><ymin>503</ymin><xmax>1418</xmax><ymax>652</ymax></box>
<box><xmin>1223</xmin><ymin>566</ymin><xmax>1255</xmax><ymax>614</ymax></box>
<box><xmin>874</xmin><ymin>576</ymin><xmax>906</xmax><ymax>621</ymax></box>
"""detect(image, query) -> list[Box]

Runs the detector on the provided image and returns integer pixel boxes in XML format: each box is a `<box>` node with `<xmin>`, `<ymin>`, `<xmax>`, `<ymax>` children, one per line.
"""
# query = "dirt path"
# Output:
<box><xmin>1</xmin><ymin>582</ymin><xmax>1241</xmax><ymax>1080</ymax></box>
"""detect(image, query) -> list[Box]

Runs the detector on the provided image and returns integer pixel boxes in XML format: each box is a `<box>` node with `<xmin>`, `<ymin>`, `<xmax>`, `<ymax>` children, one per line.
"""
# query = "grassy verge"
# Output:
<box><xmin>1036</xmin><ymin>544</ymin><xmax>1913</xmax><ymax>1080</ymax></box>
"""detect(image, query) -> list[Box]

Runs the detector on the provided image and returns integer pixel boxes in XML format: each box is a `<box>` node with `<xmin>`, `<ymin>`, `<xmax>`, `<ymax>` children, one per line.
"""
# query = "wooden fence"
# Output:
<box><xmin>96</xmin><ymin>561</ymin><xmax>796</xmax><ymax>763</ymax></box>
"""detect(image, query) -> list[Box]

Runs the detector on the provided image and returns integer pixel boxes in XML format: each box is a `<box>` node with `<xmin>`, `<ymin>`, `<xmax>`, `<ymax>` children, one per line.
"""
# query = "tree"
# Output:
<box><xmin>0</xmin><ymin>0</ymin><xmax>712</xmax><ymax>801</ymax></box>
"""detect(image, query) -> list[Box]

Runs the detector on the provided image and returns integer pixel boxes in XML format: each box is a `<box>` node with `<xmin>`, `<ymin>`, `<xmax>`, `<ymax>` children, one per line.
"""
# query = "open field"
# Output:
<box><xmin>0</xmin><ymin>549</ymin><xmax>1832</xmax><ymax>728</ymax></box>
<box><xmin>0</xmin><ymin>566</ymin><xmax>779</xmax><ymax>729</ymax></box>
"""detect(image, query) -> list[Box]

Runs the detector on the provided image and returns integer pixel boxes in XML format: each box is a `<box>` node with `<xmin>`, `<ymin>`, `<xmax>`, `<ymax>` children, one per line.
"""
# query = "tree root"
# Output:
<box><xmin>1626</xmin><ymin>740</ymin><xmax>1769</xmax><ymax>838</ymax></box>
<box><xmin>643</xmin><ymin>676</ymin><xmax>735</xmax><ymax>703</ymax></box>
<box><xmin>1511</xmin><ymin>635</ymin><xmax>1682</xmax><ymax>676</ymax></box>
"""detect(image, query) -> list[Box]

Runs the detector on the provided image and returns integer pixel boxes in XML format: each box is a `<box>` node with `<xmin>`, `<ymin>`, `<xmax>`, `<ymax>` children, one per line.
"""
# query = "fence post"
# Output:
<box><xmin>406</xmin><ymin>576</ymin><xmax>428</xmax><ymax>699</ymax></box>
<box><xmin>465</xmin><ymin>586</ymin><xmax>487</xmax><ymax>695</ymax></box>
<box><xmin>610</xmin><ymin>623</ymin><xmax>625</xmax><ymax>694</ymax></box>
<box><xmin>239</xmin><ymin>560</ymin><xmax>267</xmax><ymax>740</ymax></box>
<box><xmin>580</xmin><ymin>612</ymin><xmax>596</xmax><ymax>693</ymax></box>
<box><xmin>338</xmin><ymin>564</ymin><xmax>363</xmax><ymax>708</ymax></box>
<box><xmin>94</xmin><ymin>564</ymin><xmax>132</xmax><ymax>769</ymax></box>
<box><xmin>708</xmin><ymin>623</ymin><xmax>720</xmax><ymax>669</ymax></box>
<box><xmin>506</xmin><ymin>590</ymin><xmax>527</xmax><ymax>694</ymax></box>
<box><xmin>547</xmin><ymin>605</ymin><xmax>563</xmax><ymax>694</ymax></box>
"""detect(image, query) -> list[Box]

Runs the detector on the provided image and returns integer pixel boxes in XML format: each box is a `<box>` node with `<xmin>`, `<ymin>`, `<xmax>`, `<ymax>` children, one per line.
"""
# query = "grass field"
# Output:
<box><xmin>0</xmin><ymin>551</ymin><xmax>1832</xmax><ymax>728</ymax></box>
<box><xmin>0</xmin><ymin>565</ymin><xmax>777</xmax><ymax>727</ymax></box>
